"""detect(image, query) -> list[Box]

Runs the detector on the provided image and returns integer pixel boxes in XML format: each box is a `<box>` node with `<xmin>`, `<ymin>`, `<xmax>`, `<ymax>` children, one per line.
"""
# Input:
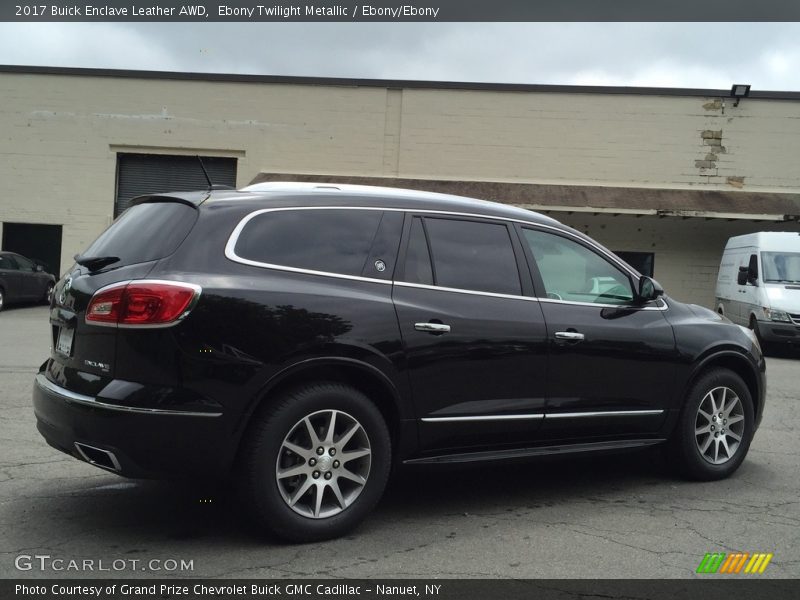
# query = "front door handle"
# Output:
<box><xmin>414</xmin><ymin>322</ymin><xmax>451</xmax><ymax>334</ymax></box>
<box><xmin>554</xmin><ymin>331</ymin><xmax>585</xmax><ymax>341</ymax></box>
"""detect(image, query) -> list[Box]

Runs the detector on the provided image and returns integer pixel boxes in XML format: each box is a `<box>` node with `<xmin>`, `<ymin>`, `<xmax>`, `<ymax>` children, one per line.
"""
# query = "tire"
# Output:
<box><xmin>670</xmin><ymin>368</ymin><xmax>754</xmax><ymax>481</ymax></box>
<box><xmin>749</xmin><ymin>315</ymin><xmax>770</xmax><ymax>355</ymax></box>
<box><xmin>239</xmin><ymin>382</ymin><xmax>391</xmax><ymax>542</ymax></box>
<box><xmin>0</xmin><ymin>288</ymin><xmax>4</xmax><ymax>312</ymax></box>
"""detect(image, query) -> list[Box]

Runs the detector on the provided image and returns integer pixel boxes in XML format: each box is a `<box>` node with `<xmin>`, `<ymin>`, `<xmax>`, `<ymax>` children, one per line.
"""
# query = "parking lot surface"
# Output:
<box><xmin>1</xmin><ymin>305</ymin><xmax>798</xmax><ymax>579</ymax></box>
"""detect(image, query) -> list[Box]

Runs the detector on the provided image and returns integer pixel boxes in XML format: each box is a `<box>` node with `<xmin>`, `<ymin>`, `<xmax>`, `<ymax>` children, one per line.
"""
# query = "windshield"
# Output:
<box><xmin>762</xmin><ymin>251</ymin><xmax>800</xmax><ymax>283</ymax></box>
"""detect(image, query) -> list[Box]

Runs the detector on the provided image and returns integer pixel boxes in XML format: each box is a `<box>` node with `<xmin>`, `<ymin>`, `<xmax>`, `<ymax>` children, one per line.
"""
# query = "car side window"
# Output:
<box><xmin>403</xmin><ymin>217</ymin><xmax>434</xmax><ymax>285</ymax></box>
<box><xmin>0</xmin><ymin>255</ymin><xmax>19</xmax><ymax>270</ymax></box>
<box><xmin>423</xmin><ymin>217</ymin><xmax>522</xmax><ymax>295</ymax></box>
<box><xmin>234</xmin><ymin>209</ymin><xmax>385</xmax><ymax>277</ymax></box>
<box><xmin>14</xmin><ymin>255</ymin><xmax>34</xmax><ymax>271</ymax></box>
<box><xmin>522</xmin><ymin>228</ymin><xmax>634</xmax><ymax>305</ymax></box>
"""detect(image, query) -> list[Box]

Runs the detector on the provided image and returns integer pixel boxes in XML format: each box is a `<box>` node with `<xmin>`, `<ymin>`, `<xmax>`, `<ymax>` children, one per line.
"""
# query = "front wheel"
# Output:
<box><xmin>670</xmin><ymin>368</ymin><xmax>754</xmax><ymax>481</ymax></box>
<box><xmin>239</xmin><ymin>382</ymin><xmax>391</xmax><ymax>542</ymax></box>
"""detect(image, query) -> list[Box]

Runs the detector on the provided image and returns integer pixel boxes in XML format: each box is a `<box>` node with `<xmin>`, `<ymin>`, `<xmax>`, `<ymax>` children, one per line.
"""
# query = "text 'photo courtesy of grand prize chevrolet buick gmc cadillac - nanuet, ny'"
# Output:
<box><xmin>32</xmin><ymin>182</ymin><xmax>766</xmax><ymax>542</ymax></box>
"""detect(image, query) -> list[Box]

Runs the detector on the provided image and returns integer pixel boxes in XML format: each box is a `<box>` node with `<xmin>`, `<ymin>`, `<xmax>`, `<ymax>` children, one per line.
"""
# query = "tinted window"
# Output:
<box><xmin>424</xmin><ymin>218</ymin><xmax>521</xmax><ymax>295</ymax></box>
<box><xmin>14</xmin><ymin>255</ymin><xmax>34</xmax><ymax>271</ymax></box>
<box><xmin>83</xmin><ymin>202</ymin><xmax>198</xmax><ymax>268</ymax></box>
<box><xmin>403</xmin><ymin>218</ymin><xmax>433</xmax><ymax>285</ymax></box>
<box><xmin>523</xmin><ymin>229</ymin><xmax>633</xmax><ymax>305</ymax></box>
<box><xmin>0</xmin><ymin>255</ymin><xmax>18</xmax><ymax>270</ymax></box>
<box><xmin>235</xmin><ymin>209</ymin><xmax>384</xmax><ymax>277</ymax></box>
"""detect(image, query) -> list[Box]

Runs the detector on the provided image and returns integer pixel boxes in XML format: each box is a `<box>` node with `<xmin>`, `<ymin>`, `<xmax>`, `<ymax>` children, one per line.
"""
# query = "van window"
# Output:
<box><xmin>424</xmin><ymin>217</ymin><xmax>521</xmax><ymax>295</ymax></box>
<box><xmin>234</xmin><ymin>209</ymin><xmax>384</xmax><ymax>277</ymax></box>
<box><xmin>762</xmin><ymin>252</ymin><xmax>800</xmax><ymax>283</ymax></box>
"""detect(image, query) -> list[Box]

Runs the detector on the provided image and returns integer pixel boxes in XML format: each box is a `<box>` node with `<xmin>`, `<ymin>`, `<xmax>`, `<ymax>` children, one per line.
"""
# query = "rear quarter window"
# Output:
<box><xmin>83</xmin><ymin>202</ymin><xmax>198</xmax><ymax>267</ymax></box>
<box><xmin>232</xmin><ymin>209</ymin><xmax>388</xmax><ymax>277</ymax></box>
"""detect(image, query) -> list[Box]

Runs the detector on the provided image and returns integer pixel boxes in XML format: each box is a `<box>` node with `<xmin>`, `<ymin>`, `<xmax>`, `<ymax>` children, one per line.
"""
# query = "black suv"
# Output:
<box><xmin>33</xmin><ymin>183</ymin><xmax>766</xmax><ymax>541</ymax></box>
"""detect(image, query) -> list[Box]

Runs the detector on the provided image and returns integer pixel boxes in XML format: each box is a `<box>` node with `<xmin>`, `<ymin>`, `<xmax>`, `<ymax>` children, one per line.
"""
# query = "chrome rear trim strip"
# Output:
<box><xmin>422</xmin><ymin>414</ymin><xmax>544</xmax><ymax>423</ymax></box>
<box><xmin>546</xmin><ymin>409</ymin><xmax>664</xmax><ymax>419</ymax></box>
<box><xmin>35</xmin><ymin>373</ymin><xmax>222</xmax><ymax>417</ymax></box>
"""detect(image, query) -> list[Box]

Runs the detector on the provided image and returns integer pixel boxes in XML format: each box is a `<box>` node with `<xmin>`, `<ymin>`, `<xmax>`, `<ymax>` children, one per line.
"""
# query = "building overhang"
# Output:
<box><xmin>249</xmin><ymin>173</ymin><xmax>800</xmax><ymax>222</ymax></box>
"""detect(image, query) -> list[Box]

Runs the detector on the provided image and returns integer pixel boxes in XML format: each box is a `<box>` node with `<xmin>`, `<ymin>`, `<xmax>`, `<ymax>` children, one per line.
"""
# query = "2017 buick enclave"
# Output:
<box><xmin>33</xmin><ymin>183</ymin><xmax>766</xmax><ymax>541</ymax></box>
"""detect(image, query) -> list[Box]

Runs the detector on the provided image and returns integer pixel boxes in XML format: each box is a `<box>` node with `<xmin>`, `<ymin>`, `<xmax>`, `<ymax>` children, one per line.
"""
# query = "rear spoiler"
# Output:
<box><xmin>129</xmin><ymin>192</ymin><xmax>212</xmax><ymax>208</ymax></box>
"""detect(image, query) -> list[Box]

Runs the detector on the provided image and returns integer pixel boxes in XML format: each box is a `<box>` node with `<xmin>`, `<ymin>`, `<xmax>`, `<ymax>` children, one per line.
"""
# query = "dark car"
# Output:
<box><xmin>0</xmin><ymin>251</ymin><xmax>56</xmax><ymax>311</ymax></box>
<box><xmin>33</xmin><ymin>183</ymin><xmax>766</xmax><ymax>542</ymax></box>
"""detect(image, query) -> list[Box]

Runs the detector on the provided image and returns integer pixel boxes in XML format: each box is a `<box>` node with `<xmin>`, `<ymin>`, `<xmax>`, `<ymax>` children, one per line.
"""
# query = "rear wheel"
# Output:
<box><xmin>670</xmin><ymin>368</ymin><xmax>754</xmax><ymax>480</ymax></box>
<box><xmin>240</xmin><ymin>382</ymin><xmax>391</xmax><ymax>542</ymax></box>
<box><xmin>0</xmin><ymin>288</ymin><xmax>4</xmax><ymax>311</ymax></box>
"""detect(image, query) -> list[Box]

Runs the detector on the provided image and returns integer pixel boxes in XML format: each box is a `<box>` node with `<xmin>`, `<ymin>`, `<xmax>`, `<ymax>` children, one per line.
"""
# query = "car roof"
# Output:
<box><xmin>154</xmin><ymin>181</ymin><xmax>561</xmax><ymax>227</ymax></box>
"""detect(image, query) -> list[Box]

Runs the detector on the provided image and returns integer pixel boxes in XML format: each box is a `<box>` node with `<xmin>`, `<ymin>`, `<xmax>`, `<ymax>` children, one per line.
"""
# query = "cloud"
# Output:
<box><xmin>1</xmin><ymin>22</ymin><xmax>799</xmax><ymax>91</ymax></box>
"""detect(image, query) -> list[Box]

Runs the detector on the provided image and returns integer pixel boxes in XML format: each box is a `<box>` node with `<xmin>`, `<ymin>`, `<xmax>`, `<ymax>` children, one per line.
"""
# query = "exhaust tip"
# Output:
<box><xmin>74</xmin><ymin>442</ymin><xmax>121</xmax><ymax>472</ymax></box>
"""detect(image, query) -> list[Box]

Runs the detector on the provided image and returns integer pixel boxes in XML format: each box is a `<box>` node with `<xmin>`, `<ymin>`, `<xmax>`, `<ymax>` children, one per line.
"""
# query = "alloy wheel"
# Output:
<box><xmin>275</xmin><ymin>409</ymin><xmax>371</xmax><ymax>519</ymax></box>
<box><xmin>694</xmin><ymin>386</ymin><xmax>745</xmax><ymax>465</ymax></box>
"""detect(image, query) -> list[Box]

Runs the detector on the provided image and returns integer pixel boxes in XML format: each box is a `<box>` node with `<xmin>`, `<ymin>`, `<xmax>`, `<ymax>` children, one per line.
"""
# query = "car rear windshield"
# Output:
<box><xmin>82</xmin><ymin>201</ymin><xmax>198</xmax><ymax>267</ymax></box>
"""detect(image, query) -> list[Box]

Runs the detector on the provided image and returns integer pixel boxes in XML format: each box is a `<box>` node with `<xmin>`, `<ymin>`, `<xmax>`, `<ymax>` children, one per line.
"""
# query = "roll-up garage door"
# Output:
<box><xmin>115</xmin><ymin>153</ymin><xmax>238</xmax><ymax>217</ymax></box>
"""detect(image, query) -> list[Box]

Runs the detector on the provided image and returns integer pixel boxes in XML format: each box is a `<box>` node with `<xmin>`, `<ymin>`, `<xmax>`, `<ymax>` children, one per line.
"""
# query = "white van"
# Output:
<box><xmin>715</xmin><ymin>232</ymin><xmax>800</xmax><ymax>345</ymax></box>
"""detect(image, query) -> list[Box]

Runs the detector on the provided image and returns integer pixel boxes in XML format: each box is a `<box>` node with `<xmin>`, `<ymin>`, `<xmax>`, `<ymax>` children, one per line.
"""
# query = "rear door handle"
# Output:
<box><xmin>554</xmin><ymin>331</ymin><xmax>585</xmax><ymax>341</ymax></box>
<box><xmin>414</xmin><ymin>322</ymin><xmax>451</xmax><ymax>334</ymax></box>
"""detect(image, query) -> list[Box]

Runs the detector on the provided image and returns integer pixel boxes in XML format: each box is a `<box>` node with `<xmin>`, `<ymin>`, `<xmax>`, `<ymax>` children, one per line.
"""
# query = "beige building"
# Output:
<box><xmin>1</xmin><ymin>65</ymin><xmax>799</xmax><ymax>308</ymax></box>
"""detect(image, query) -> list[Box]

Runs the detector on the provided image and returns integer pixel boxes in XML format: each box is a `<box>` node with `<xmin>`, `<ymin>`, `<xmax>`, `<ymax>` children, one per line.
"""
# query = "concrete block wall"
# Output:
<box><xmin>2</xmin><ymin>69</ymin><xmax>800</xmax><ymax>278</ymax></box>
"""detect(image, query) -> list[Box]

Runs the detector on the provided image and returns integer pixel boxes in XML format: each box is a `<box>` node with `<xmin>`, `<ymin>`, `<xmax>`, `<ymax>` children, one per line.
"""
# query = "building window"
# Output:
<box><xmin>114</xmin><ymin>153</ymin><xmax>237</xmax><ymax>217</ymax></box>
<box><xmin>614</xmin><ymin>251</ymin><xmax>654</xmax><ymax>277</ymax></box>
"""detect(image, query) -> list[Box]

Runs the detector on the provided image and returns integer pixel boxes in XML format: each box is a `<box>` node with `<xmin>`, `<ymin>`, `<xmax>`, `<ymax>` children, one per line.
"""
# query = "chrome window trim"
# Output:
<box><xmin>35</xmin><ymin>373</ymin><xmax>222</xmax><ymax>417</ymax></box>
<box><xmin>539</xmin><ymin>297</ymin><xmax>669</xmax><ymax>311</ymax></box>
<box><xmin>224</xmin><ymin>205</ymin><xmax>654</xmax><ymax>302</ymax></box>
<box><xmin>422</xmin><ymin>414</ymin><xmax>545</xmax><ymax>423</ymax></box>
<box><xmin>395</xmin><ymin>280</ymin><xmax>539</xmax><ymax>302</ymax></box>
<box><xmin>546</xmin><ymin>409</ymin><xmax>665</xmax><ymax>419</ymax></box>
<box><xmin>84</xmin><ymin>279</ymin><xmax>203</xmax><ymax>329</ymax></box>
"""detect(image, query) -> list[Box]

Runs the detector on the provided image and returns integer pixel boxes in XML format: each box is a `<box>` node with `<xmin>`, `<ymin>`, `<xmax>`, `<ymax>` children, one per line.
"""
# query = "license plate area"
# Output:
<box><xmin>56</xmin><ymin>327</ymin><xmax>75</xmax><ymax>357</ymax></box>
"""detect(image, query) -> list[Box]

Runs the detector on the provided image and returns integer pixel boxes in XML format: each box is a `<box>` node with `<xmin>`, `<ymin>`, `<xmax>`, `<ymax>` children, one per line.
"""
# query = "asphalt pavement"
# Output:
<box><xmin>1</xmin><ymin>305</ymin><xmax>798</xmax><ymax>579</ymax></box>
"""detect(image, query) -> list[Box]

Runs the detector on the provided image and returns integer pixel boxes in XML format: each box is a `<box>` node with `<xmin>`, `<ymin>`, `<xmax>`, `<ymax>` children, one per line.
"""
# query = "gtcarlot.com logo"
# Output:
<box><xmin>15</xmin><ymin>554</ymin><xmax>194</xmax><ymax>572</ymax></box>
<box><xmin>697</xmin><ymin>552</ymin><xmax>773</xmax><ymax>574</ymax></box>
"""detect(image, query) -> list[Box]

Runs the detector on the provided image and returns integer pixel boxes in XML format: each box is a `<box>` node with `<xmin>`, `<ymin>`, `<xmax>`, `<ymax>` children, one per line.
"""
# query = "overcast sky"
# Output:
<box><xmin>1</xmin><ymin>22</ymin><xmax>799</xmax><ymax>91</ymax></box>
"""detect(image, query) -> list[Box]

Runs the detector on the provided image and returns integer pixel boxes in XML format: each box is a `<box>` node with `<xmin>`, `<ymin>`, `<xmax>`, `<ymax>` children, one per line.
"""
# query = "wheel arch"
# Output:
<box><xmin>682</xmin><ymin>350</ymin><xmax>761</xmax><ymax>418</ymax></box>
<box><xmin>235</xmin><ymin>357</ymin><xmax>408</xmax><ymax>462</ymax></box>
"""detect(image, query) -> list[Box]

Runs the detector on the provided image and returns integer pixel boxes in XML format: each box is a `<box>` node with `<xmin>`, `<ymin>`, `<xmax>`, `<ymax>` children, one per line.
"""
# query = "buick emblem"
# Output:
<box><xmin>59</xmin><ymin>275</ymin><xmax>72</xmax><ymax>305</ymax></box>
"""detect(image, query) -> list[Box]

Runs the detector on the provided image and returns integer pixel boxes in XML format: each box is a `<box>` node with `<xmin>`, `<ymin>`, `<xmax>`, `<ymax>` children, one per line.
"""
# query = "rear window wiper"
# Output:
<box><xmin>74</xmin><ymin>254</ymin><xmax>120</xmax><ymax>271</ymax></box>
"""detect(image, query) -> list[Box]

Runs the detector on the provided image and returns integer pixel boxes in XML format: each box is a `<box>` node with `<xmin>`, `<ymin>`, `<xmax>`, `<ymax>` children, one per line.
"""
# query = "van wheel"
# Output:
<box><xmin>240</xmin><ymin>382</ymin><xmax>391</xmax><ymax>542</ymax></box>
<box><xmin>0</xmin><ymin>288</ymin><xmax>4</xmax><ymax>312</ymax></box>
<box><xmin>670</xmin><ymin>368</ymin><xmax>754</xmax><ymax>481</ymax></box>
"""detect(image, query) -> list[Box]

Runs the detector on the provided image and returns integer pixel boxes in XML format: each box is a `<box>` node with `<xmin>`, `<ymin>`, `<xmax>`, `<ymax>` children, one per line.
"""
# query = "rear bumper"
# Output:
<box><xmin>32</xmin><ymin>373</ymin><xmax>232</xmax><ymax>479</ymax></box>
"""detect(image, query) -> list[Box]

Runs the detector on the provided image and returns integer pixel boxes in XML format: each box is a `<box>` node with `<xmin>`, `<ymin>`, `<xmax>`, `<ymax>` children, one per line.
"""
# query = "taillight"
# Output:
<box><xmin>86</xmin><ymin>280</ymin><xmax>201</xmax><ymax>327</ymax></box>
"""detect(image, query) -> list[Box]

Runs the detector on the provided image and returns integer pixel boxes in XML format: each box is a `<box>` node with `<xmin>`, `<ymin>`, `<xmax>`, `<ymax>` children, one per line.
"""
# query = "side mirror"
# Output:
<box><xmin>737</xmin><ymin>267</ymin><xmax>748</xmax><ymax>286</ymax></box>
<box><xmin>637</xmin><ymin>276</ymin><xmax>664</xmax><ymax>303</ymax></box>
<box><xmin>35</xmin><ymin>264</ymin><xmax>43</xmax><ymax>272</ymax></box>
<box><xmin>738</xmin><ymin>265</ymin><xmax>757</xmax><ymax>286</ymax></box>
